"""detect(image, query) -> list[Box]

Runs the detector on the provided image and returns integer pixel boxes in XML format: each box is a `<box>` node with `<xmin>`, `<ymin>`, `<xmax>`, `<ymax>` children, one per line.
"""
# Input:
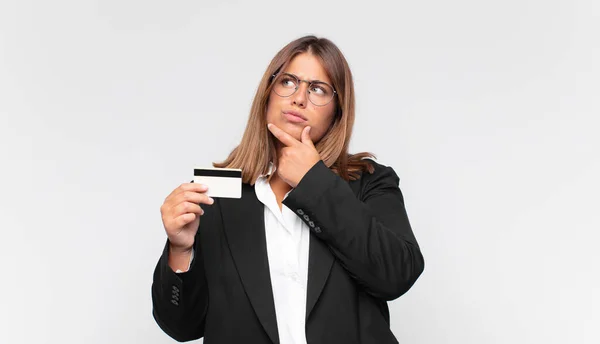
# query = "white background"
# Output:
<box><xmin>1</xmin><ymin>0</ymin><xmax>598</xmax><ymax>343</ymax></box>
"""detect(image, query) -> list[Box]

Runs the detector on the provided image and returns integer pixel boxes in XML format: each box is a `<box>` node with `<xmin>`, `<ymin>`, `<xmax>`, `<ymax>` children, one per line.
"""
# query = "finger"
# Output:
<box><xmin>172</xmin><ymin>213</ymin><xmax>197</xmax><ymax>230</ymax></box>
<box><xmin>267</xmin><ymin>123</ymin><xmax>300</xmax><ymax>147</ymax></box>
<box><xmin>301</xmin><ymin>126</ymin><xmax>315</xmax><ymax>148</ymax></box>
<box><xmin>178</xmin><ymin>190</ymin><xmax>214</xmax><ymax>206</ymax></box>
<box><xmin>171</xmin><ymin>201</ymin><xmax>204</xmax><ymax>219</ymax></box>
<box><xmin>164</xmin><ymin>205</ymin><xmax>202</xmax><ymax>232</ymax></box>
<box><xmin>166</xmin><ymin>192</ymin><xmax>213</xmax><ymax>216</ymax></box>
<box><xmin>181</xmin><ymin>182</ymin><xmax>209</xmax><ymax>194</ymax></box>
<box><xmin>166</xmin><ymin>183</ymin><xmax>209</xmax><ymax>203</ymax></box>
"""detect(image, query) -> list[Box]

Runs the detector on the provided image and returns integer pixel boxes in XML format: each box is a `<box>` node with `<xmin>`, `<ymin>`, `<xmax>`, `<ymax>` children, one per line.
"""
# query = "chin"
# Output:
<box><xmin>286</xmin><ymin>124</ymin><xmax>305</xmax><ymax>139</ymax></box>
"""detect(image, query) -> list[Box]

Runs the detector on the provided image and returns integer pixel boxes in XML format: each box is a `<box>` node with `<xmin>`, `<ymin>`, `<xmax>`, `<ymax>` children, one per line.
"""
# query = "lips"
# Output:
<box><xmin>282</xmin><ymin>111</ymin><xmax>308</xmax><ymax>125</ymax></box>
<box><xmin>283</xmin><ymin>110</ymin><xmax>307</xmax><ymax>121</ymax></box>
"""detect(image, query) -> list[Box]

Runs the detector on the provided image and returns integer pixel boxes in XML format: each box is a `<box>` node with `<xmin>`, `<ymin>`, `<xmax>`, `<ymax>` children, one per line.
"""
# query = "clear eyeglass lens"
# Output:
<box><xmin>273</xmin><ymin>73</ymin><xmax>334</xmax><ymax>106</ymax></box>
<box><xmin>273</xmin><ymin>74</ymin><xmax>298</xmax><ymax>97</ymax></box>
<box><xmin>308</xmin><ymin>82</ymin><xmax>334</xmax><ymax>106</ymax></box>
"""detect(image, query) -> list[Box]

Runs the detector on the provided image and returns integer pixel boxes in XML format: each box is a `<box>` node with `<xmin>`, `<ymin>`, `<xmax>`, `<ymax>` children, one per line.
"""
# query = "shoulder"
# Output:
<box><xmin>359</xmin><ymin>158</ymin><xmax>400</xmax><ymax>184</ymax></box>
<box><xmin>351</xmin><ymin>158</ymin><xmax>401</xmax><ymax>198</ymax></box>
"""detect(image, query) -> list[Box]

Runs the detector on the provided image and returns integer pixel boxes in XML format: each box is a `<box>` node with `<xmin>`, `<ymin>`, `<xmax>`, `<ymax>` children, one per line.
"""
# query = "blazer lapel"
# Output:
<box><xmin>305</xmin><ymin>173</ymin><xmax>360</xmax><ymax>320</ymax></box>
<box><xmin>220</xmin><ymin>183</ymin><xmax>279</xmax><ymax>344</ymax></box>
<box><xmin>305</xmin><ymin>233</ymin><xmax>334</xmax><ymax>320</ymax></box>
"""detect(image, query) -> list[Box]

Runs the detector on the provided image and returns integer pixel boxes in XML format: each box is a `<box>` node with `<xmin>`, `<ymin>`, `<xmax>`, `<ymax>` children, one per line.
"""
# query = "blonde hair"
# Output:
<box><xmin>213</xmin><ymin>35</ymin><xmax>376</xmax><ymax>184</ymax></box>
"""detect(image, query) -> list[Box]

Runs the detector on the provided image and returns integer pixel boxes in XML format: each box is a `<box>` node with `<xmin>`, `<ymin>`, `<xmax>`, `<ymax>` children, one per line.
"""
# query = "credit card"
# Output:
<box><xmin>193</xmin><ymin>167</ymin><xmax>242</xmax><ymax>199</ymax></box>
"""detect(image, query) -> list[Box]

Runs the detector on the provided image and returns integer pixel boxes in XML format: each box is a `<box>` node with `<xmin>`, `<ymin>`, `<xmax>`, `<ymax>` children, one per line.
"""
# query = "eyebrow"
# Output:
<box><xmin>284</xmin><ymin>72</ymin><xmax>329</xmax><ymax>85</ymax></box>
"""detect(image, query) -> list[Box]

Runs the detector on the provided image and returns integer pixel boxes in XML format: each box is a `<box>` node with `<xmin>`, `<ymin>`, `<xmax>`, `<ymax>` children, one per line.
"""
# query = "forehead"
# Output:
<box><xmin>284</xmin><ymin>53</ymin><xmax>331</xmax><ymax>84</ymax></box>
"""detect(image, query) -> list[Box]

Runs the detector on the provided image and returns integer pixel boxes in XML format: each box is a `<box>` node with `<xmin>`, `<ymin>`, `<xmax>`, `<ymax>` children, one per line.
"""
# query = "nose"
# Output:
<box><xmin>291</xmin><ymin>81</ymin><xmax>309</xmax><ymax>108</ymax></box>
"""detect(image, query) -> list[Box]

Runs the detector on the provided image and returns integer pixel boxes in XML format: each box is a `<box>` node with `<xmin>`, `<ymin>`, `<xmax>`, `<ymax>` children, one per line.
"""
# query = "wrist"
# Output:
<box><xmin>169</xmin><ymin>242</ymin><xmax>193</xmax><ymax>255</ymax></box>
<box><xmin>168</xmin><ymin>243</ymin><xmax>194</xmax><ymax>273</ymax></box>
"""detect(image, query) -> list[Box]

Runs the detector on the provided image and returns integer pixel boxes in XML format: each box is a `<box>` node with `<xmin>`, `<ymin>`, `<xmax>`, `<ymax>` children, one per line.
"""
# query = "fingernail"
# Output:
<box><xmin>209</xmin><ymin>197</ymin><xmax>214</xmax><ymax>204</ymax></box>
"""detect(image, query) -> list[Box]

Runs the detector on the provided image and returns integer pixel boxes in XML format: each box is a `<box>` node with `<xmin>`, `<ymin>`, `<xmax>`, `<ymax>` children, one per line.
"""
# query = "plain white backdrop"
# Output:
<box><xmin>1</xmin><ymin>0</ymin><xmax>598</xmax><ymax>343</ymax></box>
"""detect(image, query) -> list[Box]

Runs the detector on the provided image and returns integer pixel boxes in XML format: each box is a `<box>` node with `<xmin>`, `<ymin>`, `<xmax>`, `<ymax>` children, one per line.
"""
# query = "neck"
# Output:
<box><xmin>269</xmin><ymin>169</ymin><xmax>292</xmax><ymax>192</ymax></box>
<box><xmin>269</xmin><ymin>146</ymin><xmax>292</xmax><ymax>196</ymax></box>
<box><xmin>269</xmin><ymin>164</ymin><xmax>292</xmax><ymax>211</ymax></box>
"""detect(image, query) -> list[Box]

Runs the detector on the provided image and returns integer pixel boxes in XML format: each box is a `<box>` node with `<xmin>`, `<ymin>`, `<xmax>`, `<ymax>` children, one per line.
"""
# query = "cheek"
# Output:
<box><xmin>266</xmin><ymin>95</ymin><xmax>282</xmax><ymax>119</ymax></box>
<box><xmin>313</xmin><ymin>107</ymin><xmax>336</xmax><ymax>138</ymax></box>
<box><xmin>317</xmin><ymin>106</ymin><xmax>336</xmax><ymax>126</ymax></box>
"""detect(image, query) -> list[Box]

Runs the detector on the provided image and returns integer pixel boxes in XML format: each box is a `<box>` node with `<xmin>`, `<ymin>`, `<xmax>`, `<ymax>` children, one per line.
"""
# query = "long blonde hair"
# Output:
<box><xmin>213</xmin><ymin>35</ymin><xmax>376</xmax><ymax>184</ymax></box>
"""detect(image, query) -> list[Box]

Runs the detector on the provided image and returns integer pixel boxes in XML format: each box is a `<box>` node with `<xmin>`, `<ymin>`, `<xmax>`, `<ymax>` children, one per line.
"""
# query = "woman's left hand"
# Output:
<box><xmin>267</xmin><ymin>123</ymin><xmax>322</xmax><ymax>188</ymax></box>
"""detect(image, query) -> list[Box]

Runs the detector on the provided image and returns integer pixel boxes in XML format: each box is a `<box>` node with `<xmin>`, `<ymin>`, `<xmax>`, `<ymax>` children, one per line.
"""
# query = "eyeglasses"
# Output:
<box><xmin>271</xmin><ymin>72</ymin><xmax>337</xmax><ymax>106</ymax></box>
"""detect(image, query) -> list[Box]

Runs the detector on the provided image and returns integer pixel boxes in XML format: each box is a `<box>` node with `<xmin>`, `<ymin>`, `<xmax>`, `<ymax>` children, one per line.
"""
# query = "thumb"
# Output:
<box><xmin>301</xmin><ymin>126</ymin><xmax>315</xmax><ymax>147</ymax></box>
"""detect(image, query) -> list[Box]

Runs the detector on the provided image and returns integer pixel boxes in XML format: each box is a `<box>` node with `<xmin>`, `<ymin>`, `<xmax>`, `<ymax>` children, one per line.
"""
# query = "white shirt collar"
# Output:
<box><xmin>258</xmin><ymin>161</ymin><xmax>276</xmax><ymax>179</ymax></box>
<box><xmin>255</xmin><ymin>161</ymin><xmax>293</xmax><ymax>205</ymax></box>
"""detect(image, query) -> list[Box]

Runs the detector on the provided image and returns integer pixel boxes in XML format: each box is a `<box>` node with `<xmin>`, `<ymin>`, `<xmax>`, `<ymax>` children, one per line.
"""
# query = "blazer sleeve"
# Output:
<box><xmin>282</xmin><ymin>160</ymin><xmax>425</xmax><ymax>301</ymax></box>
<box><xmin>151</xmin><ymin>201</ymin><xmax>214</xmax><ymax>342</ymax></box>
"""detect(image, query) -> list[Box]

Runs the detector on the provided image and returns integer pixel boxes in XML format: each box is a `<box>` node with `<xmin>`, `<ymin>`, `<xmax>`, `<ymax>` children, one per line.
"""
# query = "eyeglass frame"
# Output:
<box><xmin>270</xmin><ymin>72</ymin><xmax>337</xmax><ymax>107</ymax></box>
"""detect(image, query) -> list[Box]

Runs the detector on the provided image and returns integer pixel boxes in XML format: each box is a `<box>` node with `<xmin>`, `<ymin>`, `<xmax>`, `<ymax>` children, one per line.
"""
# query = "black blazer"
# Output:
<box><xmin>152</xmin><ymin>159</ymin><xmax>424</xmax><ymax>344</ymax></box>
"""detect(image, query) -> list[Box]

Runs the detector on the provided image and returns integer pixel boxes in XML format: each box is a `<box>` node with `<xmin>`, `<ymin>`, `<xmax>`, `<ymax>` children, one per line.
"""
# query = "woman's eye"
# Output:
<box><xmin>311</xmin><ymin>86</ymin><xmax>326</xmax><ymax>95</ymax></box>
<box><xmin>281</xmin><ymin>77</ymin><xmax>296</xmax><ymax>87</ymax></box>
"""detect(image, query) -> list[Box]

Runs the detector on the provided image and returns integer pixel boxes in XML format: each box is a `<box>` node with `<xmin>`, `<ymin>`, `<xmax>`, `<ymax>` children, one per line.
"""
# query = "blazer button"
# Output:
<box><xmin>171</xmin><ymin>299</ymin><xmax>179</xmax><ymax>306</ymax></box>
<box><xmin>297</xmin><ymin>209</ymin><xmax>304</xmax><ymax>215</ymax></box>
<box><xmin>308</xmin><ymin>221</ymin><xmax>314</xmax><ymax>228</ymax></box>
<box><xmin>314</xmin><ymin>226</ymin><xmax>322</xmax><ymax>233</ymax></box>
<box><xmin>303</xmin><ymin>214</ymin><xmax>310</xmax><ymax>221</ymax></box>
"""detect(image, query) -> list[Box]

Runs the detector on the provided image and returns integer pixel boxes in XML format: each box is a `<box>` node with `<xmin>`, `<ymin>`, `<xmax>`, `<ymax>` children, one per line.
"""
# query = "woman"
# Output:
<box><xmin>152</xmin><ymin>35</ymin><xmax>424</xmax><ymax>344</ymax></box>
